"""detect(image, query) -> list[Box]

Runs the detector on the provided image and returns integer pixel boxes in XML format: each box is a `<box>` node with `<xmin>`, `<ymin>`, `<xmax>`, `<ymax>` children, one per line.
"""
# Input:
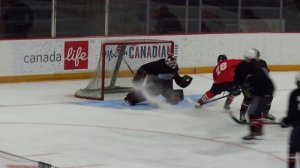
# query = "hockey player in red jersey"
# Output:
<box><xmin>197</xmin><ymin>54</ymin><xmax>242</xmax><ymax>109</ymax></box>
<box><xmin>124</xmin><ymin>52</ymin><xmax>193</xmax><ymax>106</ymax></box>
<box><xmin>280</xmin><ymin>72</ymin><xmax>300</xmax><ymax>168</ymax></box>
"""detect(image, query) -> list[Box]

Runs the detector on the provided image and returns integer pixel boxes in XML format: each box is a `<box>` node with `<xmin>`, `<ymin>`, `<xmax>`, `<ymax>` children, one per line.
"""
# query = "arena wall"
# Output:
<box><xmin>0</xmin><ymin>33</ymin><xmax>299</xmax><ymax>83</ymax></box>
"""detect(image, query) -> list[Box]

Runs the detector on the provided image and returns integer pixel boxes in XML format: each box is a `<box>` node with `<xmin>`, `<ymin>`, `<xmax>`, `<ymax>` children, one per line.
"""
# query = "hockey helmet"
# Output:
<box><xmin>165</xmin><ymin>52</ymin><xmax>177</xmax><ymax>69</ymax></box>
<box><xmin>244</xmin><ymin>48</ymin><xmax>260</xmax><ymax>60</ymax></box>
<box><xmin>217</xmin><ymin>54</ymin><xmax>227</xmax><ymax>63</ymax></box>
<box><xmin>296</xmin><ymin>72</ymin><xmax>300</xmax><ymax>87</ymax></box>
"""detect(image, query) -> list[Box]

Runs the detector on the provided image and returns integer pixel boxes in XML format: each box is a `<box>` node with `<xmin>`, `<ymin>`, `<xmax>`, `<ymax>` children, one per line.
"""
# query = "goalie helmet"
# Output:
<box><xmin>165</xmin><ymin>52</ymin><xmax>177</xmax><ymax>69</ymax></box>
<box><xmin>244</xmin><ymin>48</ymin><xmax>260</xmax><ymax>60</ymax></box>
<box><xmin>296</xmin><ymin>72</ymin><xmax>300</xmax><ymax>87</ymax></box>
<box><xmin>217</xmin><ymin>54</ymin><xmax>227</xmax><ymax>63</ymax></box>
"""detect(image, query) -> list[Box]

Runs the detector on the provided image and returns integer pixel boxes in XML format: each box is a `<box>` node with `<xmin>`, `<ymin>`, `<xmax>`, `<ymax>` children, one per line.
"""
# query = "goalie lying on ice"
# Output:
<box><xmin>124</xmin><ymin>53</ymin><xmax>192</xmax><ymax>106</ymax></box>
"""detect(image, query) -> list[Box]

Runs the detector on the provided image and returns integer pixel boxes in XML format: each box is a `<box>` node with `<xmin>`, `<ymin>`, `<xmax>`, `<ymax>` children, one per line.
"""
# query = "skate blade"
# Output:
<box><xmin>242</xmin><ymin>136</ymin><xmax>264</xmax><ymax>144</ymax></box>
<box><xmin>194</xmin><ymin>104</ymin><xmax>202</xmax><ymax>108</ymax></box>
<box><xmin>242</xmin><ymin>139</ymin><xmax>256</xmax><ymax>144</ymax></box>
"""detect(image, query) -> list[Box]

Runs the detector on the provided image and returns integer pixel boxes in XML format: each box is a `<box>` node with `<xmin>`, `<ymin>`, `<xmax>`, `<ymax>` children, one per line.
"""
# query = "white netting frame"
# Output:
<box><xmin>75</xmin><ymin>39</ymin><xmax>174</xmax><ymax>100</ymax></box>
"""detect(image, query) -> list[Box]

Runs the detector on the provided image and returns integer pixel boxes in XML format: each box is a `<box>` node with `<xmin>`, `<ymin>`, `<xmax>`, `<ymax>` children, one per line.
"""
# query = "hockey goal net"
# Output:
<box><xmin>75</xmin><ymin>39</ymin><xmax>175</xmax><ymax>100</ymax></box>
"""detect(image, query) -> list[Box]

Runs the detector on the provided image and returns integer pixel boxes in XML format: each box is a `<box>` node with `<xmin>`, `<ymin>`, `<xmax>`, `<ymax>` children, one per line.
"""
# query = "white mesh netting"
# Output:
<box><xmin>75</xmin><ymin>39</ymin><xmax>174</xmax><ymax>100</ymax></box>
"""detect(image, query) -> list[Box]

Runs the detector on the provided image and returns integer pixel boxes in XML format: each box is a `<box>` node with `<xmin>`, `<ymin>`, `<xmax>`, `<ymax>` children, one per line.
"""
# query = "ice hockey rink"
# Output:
<box><xmin>0</xmin><ymin>71</ymin><xmax>299</xmax><ymax>168</ymax></box>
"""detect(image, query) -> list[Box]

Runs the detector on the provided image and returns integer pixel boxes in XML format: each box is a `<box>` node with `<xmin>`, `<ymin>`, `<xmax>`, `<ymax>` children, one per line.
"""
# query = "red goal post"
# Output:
<box><xmin>75</xmin><ymin>39</ymin><xmax>175</xmax><ymax>100</ymax></box>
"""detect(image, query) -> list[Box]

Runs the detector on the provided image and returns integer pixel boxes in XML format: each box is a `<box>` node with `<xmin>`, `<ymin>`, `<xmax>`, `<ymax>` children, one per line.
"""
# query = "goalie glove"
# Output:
<box><xmin>177</xmin><ymin>75</ymin><xmax>193</xmax><ymax>88</ymax></box>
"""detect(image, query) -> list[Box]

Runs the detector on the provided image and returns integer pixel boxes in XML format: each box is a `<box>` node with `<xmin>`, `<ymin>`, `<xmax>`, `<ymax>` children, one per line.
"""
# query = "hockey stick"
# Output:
<box><xmin>193</xmin><ymin>94</ymin><xmax>230</xmax><ymax>108</ymax></box>
<box><xmin>227</xmin><ymin>110</ymin><xmax>280</xmax><ymax>125</ymax></box>
<box><xmin>203</xmin><ymin>94</ymin><xmax>230</xmax><ymax>105</ymax></box>
<box><xmin>122</xmin><ymin>57</ymin><xmax>135</xmax><ymax>76</ymax></box>
<box><xmin>255</xmin><ymin>117</ymin><xmax>280</xmax><ymax>125</ymax></box>
<box><xmin>226</xmin><ymin>110</ymin><xmax>245</xmax><ymax>124</ymax></box>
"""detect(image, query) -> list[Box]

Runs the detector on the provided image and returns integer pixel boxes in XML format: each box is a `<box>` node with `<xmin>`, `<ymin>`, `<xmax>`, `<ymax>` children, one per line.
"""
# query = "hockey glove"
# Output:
<box><xmin>177</xmin><ymin>75</ymin><xmax>193</xmax><ymax>88</ymax></box>
<box><xmin>280</xmin><ymin>117</ymin><xmax>290</xmax><ymax>128</ymax></box>
<box><xmin>230</xmin><ymin>87</ymin><xmax>241</xmax><ymax>96</ymax></box>
<box><xmin>241</xmin><ymin>82</ymin><xmax>254</xmax><ymax>98</ymax></box>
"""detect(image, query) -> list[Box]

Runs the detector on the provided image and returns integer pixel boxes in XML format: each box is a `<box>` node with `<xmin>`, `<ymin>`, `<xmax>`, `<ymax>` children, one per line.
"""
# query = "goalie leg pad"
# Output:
<box><xmin>144</xmin><ymin>75</ymin><xmax>164</xmax><ymax>96</ymax></box>
<box><xmin>133</xmin><ymin>68</ymin><xmax>147</xmax><ymax>84</ymax></box>
<box><xmin>124</xmin><ymin>91</ymin><xmax>146</xmax><ymax>105</ymax></box>
<box><xmin>163</xmin><ymin>89</ymin><xmax>184</xmax><ymax>105</ymax></box>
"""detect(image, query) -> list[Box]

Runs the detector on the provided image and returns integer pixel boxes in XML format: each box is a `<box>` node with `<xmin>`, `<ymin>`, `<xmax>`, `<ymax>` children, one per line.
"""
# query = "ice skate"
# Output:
<box><xmin>195</xmin><ymin>103</ymin><xmax>202</xmax><ymax>108</ymax></box>
<box><xmin>266</xmin><ymin>113</ymin><xmax>276</xmax><ymax>121</ymax></box>
<box><xmin>242</xmin><ymin>132</ymin><xmax>263</xmax><ymax>141</ymax></box>
<box><xmin>223</xmin><ymin>102</ymin><xmax>231</xmax><ymax>110</ymax></box>
<box><xmin>223</xmin><ymin>95</ymin><xmax>234</xmax><ymax>110</ymax></box>
<box><xmin>194</xmin><ymin>99</ymin><xmax>204</xmax><ymax>108</ymax></box>
<box><xmin>242</xmin><ymin>133</ymin><xmax>256</xmax><ymax>140</ymax></box>
<box><xmin>242</xmin><ymin>125</ymin><xmax>263</xmax><ymax>141</ymax></box>
<box><xmin>240</xmin><ymin>112</ymin><xmax>247</xmax><ymax>124</ymax></box>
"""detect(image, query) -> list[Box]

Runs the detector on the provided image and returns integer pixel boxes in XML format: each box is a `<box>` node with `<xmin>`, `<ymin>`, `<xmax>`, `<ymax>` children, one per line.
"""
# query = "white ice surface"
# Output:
<box><xmin>0</xmin><ymin>71</ymin><xmax>299</xmax><ymax>168</ymax></box>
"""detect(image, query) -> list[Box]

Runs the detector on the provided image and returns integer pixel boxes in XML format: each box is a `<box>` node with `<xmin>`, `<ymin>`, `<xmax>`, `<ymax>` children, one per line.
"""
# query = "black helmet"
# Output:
<box><xmin>217</xmin><ymin>54</ymin><xmax>227</xmax><ymax>63</ymax></box>
<box><xmin>296</xmin><ymin>72</ymin><xmax>300</xmax><ymax>88</ymax></box>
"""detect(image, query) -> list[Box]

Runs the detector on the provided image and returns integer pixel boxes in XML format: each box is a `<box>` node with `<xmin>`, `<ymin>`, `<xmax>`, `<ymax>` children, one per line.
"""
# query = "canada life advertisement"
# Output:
<box><xmin>12</xmin><ymin>38</ymin><xmax>100</xmax><ymax>74</ymax></box>
<box><xmin>12</xmin><ymin>38</ymin><xmax>177</xmax><ymax>74</ymax></box>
